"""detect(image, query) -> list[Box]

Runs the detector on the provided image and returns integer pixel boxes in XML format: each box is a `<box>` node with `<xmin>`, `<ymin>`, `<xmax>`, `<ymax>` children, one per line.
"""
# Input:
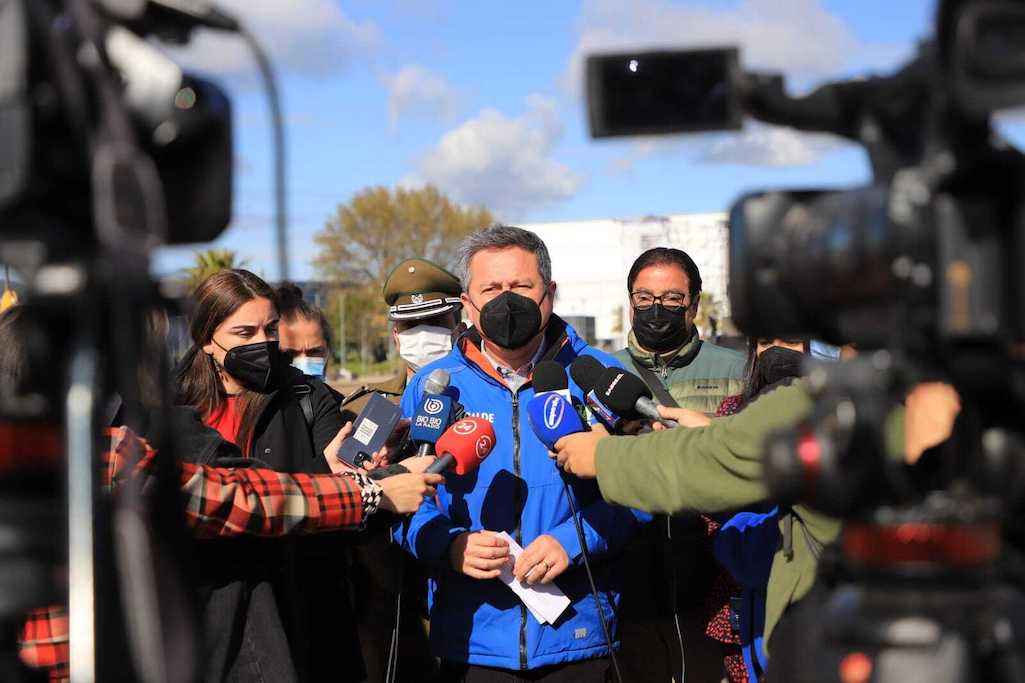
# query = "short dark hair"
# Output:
<box><xmin>627</xmin><ymin>247</ymin><xmax>702</xmax><ymax>300</ymax></box>
<box><xmin>277</xmin><ymin>283</ymin><xmax>332</xmax><ymax>351</ymax></box>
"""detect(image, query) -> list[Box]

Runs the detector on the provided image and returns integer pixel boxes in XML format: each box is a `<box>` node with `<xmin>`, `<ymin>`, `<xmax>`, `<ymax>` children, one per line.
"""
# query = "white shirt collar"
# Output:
<box><xmin>480</xmin><ymin>338</ymin><xmax>546</xmax><ymax>391</ymax></box>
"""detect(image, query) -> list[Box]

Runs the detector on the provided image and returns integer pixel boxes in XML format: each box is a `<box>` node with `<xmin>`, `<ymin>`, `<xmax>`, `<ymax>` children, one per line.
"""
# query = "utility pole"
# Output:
<box><xmin>337</xmin><ymin>290</ymin><xmax>346</xmax><ymax>368</ymax></box>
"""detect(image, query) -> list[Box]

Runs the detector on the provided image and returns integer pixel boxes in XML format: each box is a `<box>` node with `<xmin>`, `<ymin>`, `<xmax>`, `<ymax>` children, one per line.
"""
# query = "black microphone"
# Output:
<box><xmin>569</xmin><ymin>355</ymin><xmax>605</xmax><ymax>395</ymax></box>
<box><xmin>592</xmin><ymin>367</ymin><xmax>679</xmax><ymax>428</ymax></box>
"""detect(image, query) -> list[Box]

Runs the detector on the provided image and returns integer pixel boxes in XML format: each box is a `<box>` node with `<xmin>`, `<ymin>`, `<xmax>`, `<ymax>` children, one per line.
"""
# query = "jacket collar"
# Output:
<box><xmin>457</xmin><ymin>315</ymin><xmax>573</xmax><ymax>389</ymax></box>
<box><xmin>627</xmin><ymin>327</ymin><xmax>702</xmax><ymax>370</ymax></box>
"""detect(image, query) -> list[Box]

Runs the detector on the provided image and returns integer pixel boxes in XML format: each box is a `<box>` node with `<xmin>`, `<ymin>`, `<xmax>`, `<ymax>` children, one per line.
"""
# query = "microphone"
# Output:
<box><xmin>592</xmin><ymin>367</ymin><xmax>680</xmax><ymax>429</ymax></box>
<box><xmin>424</xmin><ymin>417</ymin><xmax>497</xmax><ymax>475</ymax></box>
<box><xmin>526</xmin><ymin>391</ymin><xmax>588</xmax><ymax>451</ymax></box>
<box><xmin>569</xmin><ymin>356</ymin><xmax>626</xmax><ymax>431</ymax></box>
<box><xmin>533</xmin><ymin>360</ymin><xmax>571</xmax><ymax>398</ymax></box>
<box><xmin>410</xmin><ymin>369</ymin><xmax>453</xmax><ymax>458</ymax></box>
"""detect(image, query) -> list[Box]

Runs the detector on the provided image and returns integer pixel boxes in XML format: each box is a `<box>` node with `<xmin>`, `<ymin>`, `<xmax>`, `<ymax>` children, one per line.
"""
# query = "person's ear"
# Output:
<box><xmin>202</xmin><ymin>340</ymin><xmax>214</xmax><ymax>356</ymax></box>
<box><xmin>690</xmin><ymin>292</ymin><xmax>700</xmax><ymax>313</ymax></box>
<box><xmin>391</xmin><ymin>325</ymin><xmax>401</xmax><ymax>352</ymax></box>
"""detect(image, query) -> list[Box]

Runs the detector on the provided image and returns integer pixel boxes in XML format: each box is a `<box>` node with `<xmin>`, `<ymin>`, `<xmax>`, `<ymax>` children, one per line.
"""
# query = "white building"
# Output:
<box><xmin>522</xmin><ymin>213</ymin><xmax>730</xmax><ymax>351</ymax></box>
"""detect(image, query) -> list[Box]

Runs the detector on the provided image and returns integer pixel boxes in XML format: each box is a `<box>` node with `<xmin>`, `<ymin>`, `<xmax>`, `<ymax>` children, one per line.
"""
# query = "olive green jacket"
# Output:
<box><xmin>594</xmin><ymin>381</ymin><xmax>842</xmax><ymax>653</ymax></box>
<box><xmin>614</xmin><ymin>330</ymin><xmax>745</xmax><ymax>414</ymax></box>
<box><xmin>339</xmin><ymin>372</ymin><xmax>407</xmax><ymax>425</ymax></box>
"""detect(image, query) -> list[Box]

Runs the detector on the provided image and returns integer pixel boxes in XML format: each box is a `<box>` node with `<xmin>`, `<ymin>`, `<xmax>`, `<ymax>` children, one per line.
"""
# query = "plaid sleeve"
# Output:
<box><xmin>179</xmin><ymin>462</ymin><xmax>368</xmax><ymax>539</ymax></box>
<box><xmin>105</xmin><ymin>427</ymin><xmax>372</xmax><ymax>538</ymax></box>
<box><xmin>18</xmin><ymin>606</ymin><xmax>69</xmax><ymax>682</ymax></box>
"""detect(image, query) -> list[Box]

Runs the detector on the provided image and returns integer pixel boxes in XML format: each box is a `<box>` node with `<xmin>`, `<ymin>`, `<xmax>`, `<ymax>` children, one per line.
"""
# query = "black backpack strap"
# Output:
<box><xmin>293</xmin><ymin>382</ymin><xmax>315</xmax><ymax>430</ymax></box>
<box><xmin>781</xmin><ymin>507</ymin><xmax>824</xmax><ymax>561</ymax></box>
<box><xmin>628</xmin><ymin>356</ymin><xmax>680</xmax><ymax>409</ymax></box>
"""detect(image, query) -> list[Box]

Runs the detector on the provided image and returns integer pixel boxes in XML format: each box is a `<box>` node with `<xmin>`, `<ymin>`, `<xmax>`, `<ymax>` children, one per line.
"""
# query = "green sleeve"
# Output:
<box><xmin>595</xmin><ymin>382</ymin><xmax>815</xmax><ymax>514</ymax></box>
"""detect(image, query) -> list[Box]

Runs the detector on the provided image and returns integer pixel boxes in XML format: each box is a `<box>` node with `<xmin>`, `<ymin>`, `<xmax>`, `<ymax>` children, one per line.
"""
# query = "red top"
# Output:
<box><xmin>204</xmin><ymin>396</ymin><xmax>243</xmax><ymax>449</ymax></box>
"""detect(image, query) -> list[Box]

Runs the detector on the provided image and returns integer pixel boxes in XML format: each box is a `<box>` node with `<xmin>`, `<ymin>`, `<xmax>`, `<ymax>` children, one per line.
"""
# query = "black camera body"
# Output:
<box><xmin>586</xmin><ymin>0</ymin><xmax>1025</xmax><ymax>514</ymax></box>
<box><xmin>586</xmin><ymin>1</ymin><xmax>1025</xmax><ymax>680</ymax></box>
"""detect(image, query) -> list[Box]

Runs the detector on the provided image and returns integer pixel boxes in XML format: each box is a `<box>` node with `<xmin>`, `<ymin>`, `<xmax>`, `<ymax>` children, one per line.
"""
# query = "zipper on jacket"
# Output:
<box><xmin>511</xmin><ymin>392</ymin><xmax>528</xmax><ymax>670</ymax></box>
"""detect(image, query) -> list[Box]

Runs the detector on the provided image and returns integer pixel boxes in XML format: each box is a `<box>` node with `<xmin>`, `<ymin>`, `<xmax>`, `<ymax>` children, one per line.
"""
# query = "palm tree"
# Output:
<box><xmin>183</xmin><ymin>249</ymin><xmax>247</xmax><ymax>291</ymax></box>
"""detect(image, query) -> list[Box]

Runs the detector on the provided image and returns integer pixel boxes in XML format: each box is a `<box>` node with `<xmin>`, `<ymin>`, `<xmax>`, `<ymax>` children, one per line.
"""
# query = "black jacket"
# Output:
<box><xmin>171</xmin><ymin>369</ymin><xmax>362</xmax><ymax>682</ymax></box>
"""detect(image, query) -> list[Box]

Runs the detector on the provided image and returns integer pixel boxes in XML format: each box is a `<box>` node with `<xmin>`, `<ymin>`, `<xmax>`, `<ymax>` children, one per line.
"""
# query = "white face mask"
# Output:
<box><xmin>291</xmin><ymin>355</ymin><xmax>327</xmax><ymax>378</ymax></box>
<box><xmin>397</xmin><ymin>325</ymin><xmax>453</xmax><ymax>371</ymax></box>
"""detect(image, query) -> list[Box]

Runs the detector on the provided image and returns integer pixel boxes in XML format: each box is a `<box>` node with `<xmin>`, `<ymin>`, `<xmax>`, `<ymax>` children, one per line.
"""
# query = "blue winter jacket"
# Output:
<box><xmin>397</xmin><ymin>319</ymin><xmax>651</xmax><ymax>670</ymax></box>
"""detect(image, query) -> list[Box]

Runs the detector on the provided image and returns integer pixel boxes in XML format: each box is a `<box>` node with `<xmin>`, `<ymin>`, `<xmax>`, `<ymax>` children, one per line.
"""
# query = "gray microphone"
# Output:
<box><xmin>414</xmin><ymin>369</ymin><xmax>451</xmax><ymax>458</ymax></box>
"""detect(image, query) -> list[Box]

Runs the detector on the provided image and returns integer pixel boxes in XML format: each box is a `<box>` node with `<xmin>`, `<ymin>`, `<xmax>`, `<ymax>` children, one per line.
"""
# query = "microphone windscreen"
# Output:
<box><xmin>423</xmin><ymin>368</ymin><xmax>451</xmax><ymax>395</ymax></box>
<box><xmin>569</xmin><ymin>355</ymin><xmax>605</xmax><ymax>394</ymax></box>
<box><xmin>526</xmin><ymin>392</ymin><xmax>586</xmax><ymax>450</ymax></box>
<box><xmin>532</xmin><ymin>360</ymin><xmax>568</xmax><ymax>394</ymax></box>
<box><xmin>410</xmin><ymin>393</ymin><xmax>453</xmax><ymax>444</ymax></box>
<box><xmin>594</xmin><ymin>368</ymin><xmax>652</xmax><ymax>417</ymax></box>
<box><xmin>434</xmin><ymin>416</ymin><xmax>496</xmax><ymax>475</ymax></box>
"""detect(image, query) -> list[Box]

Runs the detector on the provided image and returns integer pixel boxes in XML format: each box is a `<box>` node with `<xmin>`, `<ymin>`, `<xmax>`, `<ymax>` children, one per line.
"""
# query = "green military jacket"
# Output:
<box><xmin>339</xmin><ymin>372</ymin><xmax>407</xmax><ymax>425</ymax></box>
<box><xmin>614</xmin><ymin>330</ymin><xmax>745</xmax><ymax>414</ymax></box>
<box><xmin>593</xmin><ymin>381</ymin><xmax>844</xmax><ymax>654</ymax></box>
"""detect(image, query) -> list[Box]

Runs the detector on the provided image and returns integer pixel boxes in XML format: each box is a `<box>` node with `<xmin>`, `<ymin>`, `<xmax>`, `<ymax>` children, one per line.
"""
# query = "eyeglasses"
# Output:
<box><xmin>629</xmin><ymin>290</ymin><xmax>688</xmax><ymax>310</ymax></box>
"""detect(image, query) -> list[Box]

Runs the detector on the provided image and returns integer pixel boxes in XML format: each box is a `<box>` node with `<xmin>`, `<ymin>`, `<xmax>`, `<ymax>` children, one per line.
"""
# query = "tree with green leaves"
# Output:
<box><xmin>314</xmin><ymin>185</ymin><xmax>494</xmax><ymax>287</ymax></box>
<box><xmin>314</xmin><ymin>186</ymin><xmax>493</xmax><ymax>371</ymax></box>
<box><xmin>183</xmin><ymin>249</ymin><xmax>247</xmax><ymax>291</ymax></box>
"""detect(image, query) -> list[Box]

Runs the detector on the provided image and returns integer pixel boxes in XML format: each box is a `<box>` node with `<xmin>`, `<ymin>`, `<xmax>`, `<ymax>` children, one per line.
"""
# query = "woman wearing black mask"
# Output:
<box><xmin>177</xmin><ymin>269</ymin><xmax>365</xmax><ymax>682</ymax></box>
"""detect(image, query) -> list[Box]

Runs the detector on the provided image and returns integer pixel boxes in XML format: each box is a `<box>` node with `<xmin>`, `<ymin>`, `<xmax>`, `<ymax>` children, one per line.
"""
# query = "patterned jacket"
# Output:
<box><xmin>18</xmin><ymin>427</ymin><xmax>378</xmax><ymax>682</ymax></box>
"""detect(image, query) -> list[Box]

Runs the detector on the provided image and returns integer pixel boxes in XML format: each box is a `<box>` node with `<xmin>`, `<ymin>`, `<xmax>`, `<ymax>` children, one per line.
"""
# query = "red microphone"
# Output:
<box><xmin>424</xmin><ymin>417</ymin><xmax>496</xmax><ymax>475</ymax></box>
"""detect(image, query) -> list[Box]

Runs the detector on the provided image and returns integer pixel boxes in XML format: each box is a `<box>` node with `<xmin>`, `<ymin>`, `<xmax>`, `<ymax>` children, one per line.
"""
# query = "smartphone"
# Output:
<box><xmin>338</xmin><ymin>393</ymin><xmax>403</xmax><ymax>468</ymax></box>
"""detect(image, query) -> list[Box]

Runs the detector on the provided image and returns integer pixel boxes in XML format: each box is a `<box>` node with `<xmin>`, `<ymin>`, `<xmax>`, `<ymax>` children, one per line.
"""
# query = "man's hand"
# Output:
<box><xmin>395</xmin><ymin>455</ymin><xmax>438</xmax><ymax>474</ymax></box>
<box><xmin>656</xmin><ymin>404</ymin><xmax>711</xmax><ymax>428</ymax></box>
<box><xmin>513</xmin><ymin>534</ymin><xmax>570</xmax><ymax>585</ymax></box>
<box><xmin>378</xmin><ymin>473</ymin><xmax>444</xmax><ymax>514</ymax></box>
<box><xmin>449</xmin><ymin>530</ymin><xmax>510</xmax><ymax>579</ymax></box>
<box><xmin>551</xmin><ymin>423</ymin><xmax>609</xmax><ymax>479</ymax></box>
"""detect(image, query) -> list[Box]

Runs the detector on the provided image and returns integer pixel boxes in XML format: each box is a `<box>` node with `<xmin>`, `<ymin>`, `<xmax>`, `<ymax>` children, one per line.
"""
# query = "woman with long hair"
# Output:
<box><xmin>177</xmin><ymin>269</ymin><xmax>364</xmax><ymax>682</ymax></box>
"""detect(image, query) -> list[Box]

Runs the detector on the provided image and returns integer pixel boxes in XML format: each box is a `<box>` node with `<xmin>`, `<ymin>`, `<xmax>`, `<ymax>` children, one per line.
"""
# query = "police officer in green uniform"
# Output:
<box><xmin>341</xmin><ymin>258</ymin><xmax>462</xmax><ymax>682</ymax></box>
<box><xmin>614</xmin><ymin>247</ymin><xmax>746</xmax><ymax>683</ymax></box>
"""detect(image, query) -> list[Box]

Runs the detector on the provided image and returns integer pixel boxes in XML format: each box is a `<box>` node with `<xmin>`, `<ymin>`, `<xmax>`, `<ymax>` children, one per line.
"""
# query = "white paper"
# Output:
<box><xmin>495</xmin><ymin>531</ymin><xmax>572</xmax><ymax>625</ymax></box>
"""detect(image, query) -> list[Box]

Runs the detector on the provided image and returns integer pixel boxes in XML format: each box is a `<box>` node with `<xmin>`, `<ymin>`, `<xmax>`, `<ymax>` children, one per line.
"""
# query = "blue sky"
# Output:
<box><xmin>154</xmin><ymin>0</ymin><xmax>947</xmax><ymax>282</ymax></box>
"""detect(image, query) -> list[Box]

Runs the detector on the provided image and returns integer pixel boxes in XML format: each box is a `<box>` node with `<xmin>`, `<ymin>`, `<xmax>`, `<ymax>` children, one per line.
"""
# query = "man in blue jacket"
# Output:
<box><xmin>399</xmin><ymin>225</ymin><xmax>650</xmax><ymax>681</ymax></box>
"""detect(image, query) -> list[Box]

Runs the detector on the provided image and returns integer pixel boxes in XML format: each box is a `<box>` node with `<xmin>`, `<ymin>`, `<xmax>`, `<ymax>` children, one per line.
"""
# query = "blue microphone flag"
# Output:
<box><xmin>526</xmin><ymin>392</ymin><xmax>587</xmax><ymax>450</ymax></box>
<box><xmin>410</xmin><ymin>393</ymin><xmax>453</xmax><ymax>445</ymax></box>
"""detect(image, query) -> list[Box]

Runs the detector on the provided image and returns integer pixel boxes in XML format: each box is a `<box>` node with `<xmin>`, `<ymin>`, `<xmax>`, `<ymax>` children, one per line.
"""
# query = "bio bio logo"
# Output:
<box><xmin>475</xmin><ymin>434</ymin><xmax>493</xmax><ymax>459</ymax></box>
<box><xmin>424</xmin><ymin>397</ymin><xmax>445</xmax><ymax>415</ymax></box>
<box><xmin>543</xmin><ymin>394</ymin><xmax>565</xmax><ymax>430</ymax></box>
<box><xmin>452</xmin><ymin>419</ymin><xmax>477</xmax><ymax>436</ymax></box>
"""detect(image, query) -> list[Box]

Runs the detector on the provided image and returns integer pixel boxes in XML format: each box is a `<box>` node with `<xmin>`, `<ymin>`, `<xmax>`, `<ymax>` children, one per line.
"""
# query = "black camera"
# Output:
<box><xmin>587</xmin><ymin>1</ymin><xmax>1025</xmax><ymax>680</ymax></box>
<box><xmin>586</xmin><ymin>0</ymin><xmax>1025</xmax><ymax>512</ymax></box>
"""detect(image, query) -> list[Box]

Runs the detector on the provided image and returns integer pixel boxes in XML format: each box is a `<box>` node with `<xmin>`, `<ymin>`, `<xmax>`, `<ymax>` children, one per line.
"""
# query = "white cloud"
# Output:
<box><xmin>165</xmin><ymin>0</ymin><xmax>379</xmax><ymax>79</ymax></box>
<box><xmin>698</xmin><ymin>125</ymin><xmax>843</xmax><ymax>166</ymax></box>
<box><xmin>384</xmin><ymin>64</ymin><xmax>460</xmax><ymax>129</ymax></box>
<box><xmin>568</xmin><ymin>0</ymin><xmax>906</xmax><ymax>169</ymax></box>
<box><xmin>405</xmin><ymin>95</ymin><xmax>585</xmax><ymax>218</ymax></box>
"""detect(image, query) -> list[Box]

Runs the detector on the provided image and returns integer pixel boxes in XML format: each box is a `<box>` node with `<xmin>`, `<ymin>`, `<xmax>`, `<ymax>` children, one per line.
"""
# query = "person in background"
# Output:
<box><xmin>277</xmin><ymin>283</ymin><xmax>333</xmax><ymax>380</ymax></box>
<box><xmin>340</xmin><ymin>257</ymin><xmax>463</xmax><ymax>683</ymax></box>
<box><xmin>705</xmin><ymin>337</ymin><xmax>813</xmax><ymax>683</ymax></box>
<box><xmin>613</xmin><ymin>247</ymin><xmax>746</xmax><ymax>683</ymax></box>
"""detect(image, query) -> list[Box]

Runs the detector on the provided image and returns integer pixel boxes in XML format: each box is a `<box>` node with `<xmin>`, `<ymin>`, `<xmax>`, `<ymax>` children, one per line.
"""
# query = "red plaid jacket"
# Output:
<box><xmin>19</xmin><ymin>427</ymin><xmax>374</xmax><ymax>681</ymax></box>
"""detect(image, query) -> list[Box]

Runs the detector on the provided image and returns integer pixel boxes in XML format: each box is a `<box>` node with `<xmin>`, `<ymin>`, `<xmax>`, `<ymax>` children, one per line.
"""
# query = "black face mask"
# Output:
<box><xmin>750</xmin><ymin>346</ymin><xmax>805</xmax><ymax>397</ymax></box>
<box><xmin>632</xmin><ymin>304</ymin><xmax>691</xmax><ymax>353</ymax></box>
<box><xmin>213</xmin><ymin>339</ymin><xmax>285</xmax><ymax>394</ymax></box>
<box><xmin>472</xmin><ymin>290</ymin><xmax>547</xmax><ymax>350</ymax></box>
